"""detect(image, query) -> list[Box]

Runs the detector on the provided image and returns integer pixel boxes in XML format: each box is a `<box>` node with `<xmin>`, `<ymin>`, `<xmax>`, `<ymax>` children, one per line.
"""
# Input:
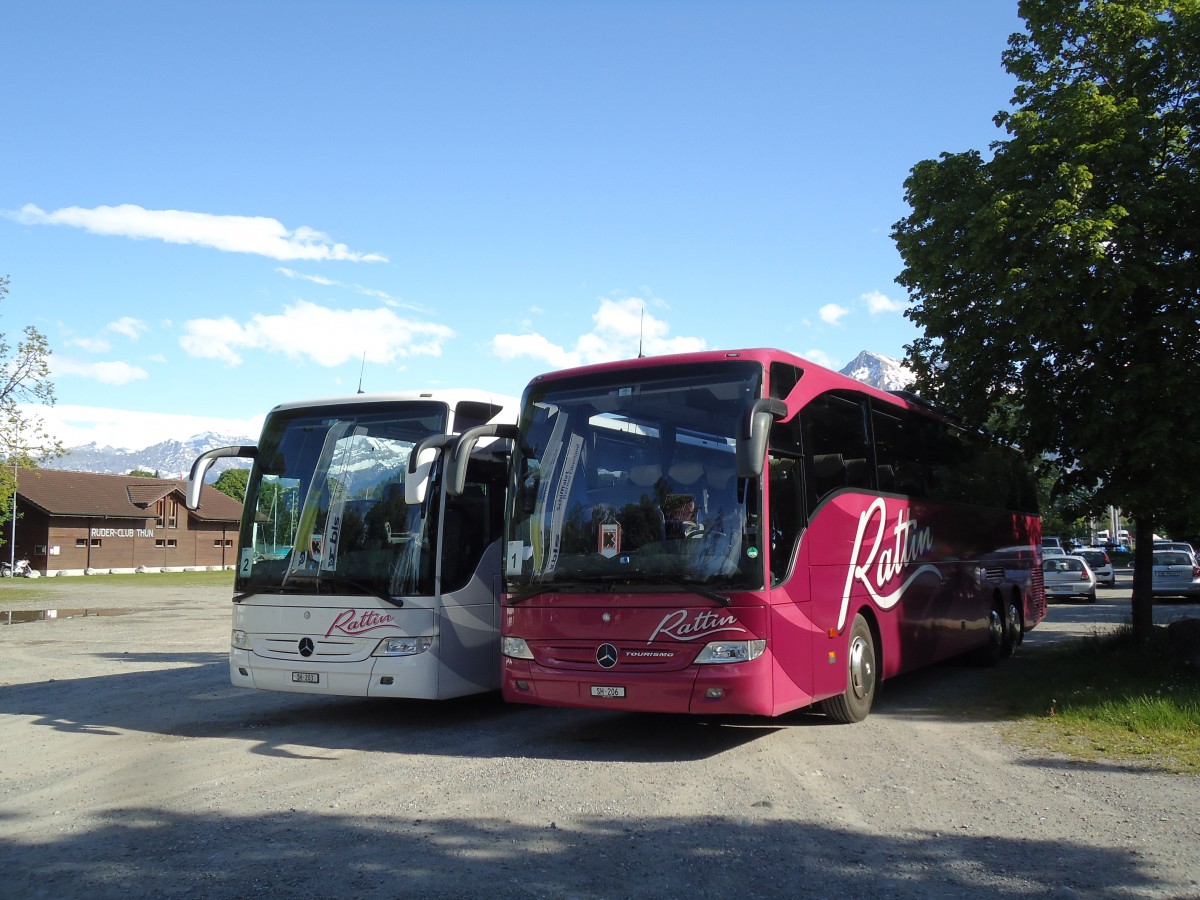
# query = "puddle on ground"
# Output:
<box><xmin>1</xmin><ymin>608</ymin><xmax>135</xmax><ymax>625</ymax></box>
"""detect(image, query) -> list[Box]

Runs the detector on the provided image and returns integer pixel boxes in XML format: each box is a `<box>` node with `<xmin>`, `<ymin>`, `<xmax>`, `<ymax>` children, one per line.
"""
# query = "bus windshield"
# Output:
<box><xmin>506</xmin><ymin>362</ymin><xmax>765</xmax><ymax>594</ymax></box>
<box><xmin>238</xmin><ymin>401</ymin><xmax>449</xmax><ymax>600</ymax></box>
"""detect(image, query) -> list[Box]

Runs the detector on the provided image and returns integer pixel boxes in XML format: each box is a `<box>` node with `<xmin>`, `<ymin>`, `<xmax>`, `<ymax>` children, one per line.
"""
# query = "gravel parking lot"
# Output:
<box><xmin>1</xmin><ymin>574</ymin><xmax>1198</xmax><ymax>899</ymax></box>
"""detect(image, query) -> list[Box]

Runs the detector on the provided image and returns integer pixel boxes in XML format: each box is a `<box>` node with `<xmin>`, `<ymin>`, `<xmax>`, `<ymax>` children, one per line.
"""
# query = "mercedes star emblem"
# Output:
<box><xmin>298</xmin><ymin>637</ymin><xmax>315</xmax><ymax>658</ymax></box>
<box><xmin>596</xmin><ymin>643</ymin><xmax>618</xmax><ymax>669</ymax></box>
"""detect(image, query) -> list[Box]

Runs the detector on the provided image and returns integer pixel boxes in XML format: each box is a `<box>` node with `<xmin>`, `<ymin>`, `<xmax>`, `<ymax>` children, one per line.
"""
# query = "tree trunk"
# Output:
<box><xmin>1131</xmin><ymin>515</ymin><xmax>1155</xmax><ymax>640</ymax></box>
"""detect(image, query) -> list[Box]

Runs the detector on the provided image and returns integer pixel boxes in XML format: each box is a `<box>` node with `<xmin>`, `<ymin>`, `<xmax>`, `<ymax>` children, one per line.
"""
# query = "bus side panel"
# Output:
<box><xmin>436</xmin><ymin>539</ymin><xmax>503</xmax><ymax>697</ymax></box>
<box><xmin>799</xmin><ymin>494</ymin><xmax>1043</xmax><ymax>704</ymax></box>
<box><xmin>764</xmin><ymin>599</ymin><xmax>819</xmax><ymax>715</ymax></box>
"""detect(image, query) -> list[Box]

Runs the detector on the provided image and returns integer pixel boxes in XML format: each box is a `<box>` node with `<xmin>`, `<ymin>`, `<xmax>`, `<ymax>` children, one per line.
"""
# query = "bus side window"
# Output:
<box><xmin>768</xmin><ymin>415</ymin><xmax>805</xmax><ymax>585</ymax></box>
<box><xmin>801</xmin><ymin>392</ymin><xmax>872</xmax><ymax>510</ymax></box>
<box><xmin>873</xmin><ymin>405</ymin><xmax>920</xmax><ymax>498</ymax></box>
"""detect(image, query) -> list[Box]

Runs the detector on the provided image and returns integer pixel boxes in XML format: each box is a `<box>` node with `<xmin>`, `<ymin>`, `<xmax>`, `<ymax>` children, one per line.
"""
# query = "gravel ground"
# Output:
<box><xmin>0</xmin><ymin>575</ymin><xmax>1197</xmax><ymax>899</ymax></box>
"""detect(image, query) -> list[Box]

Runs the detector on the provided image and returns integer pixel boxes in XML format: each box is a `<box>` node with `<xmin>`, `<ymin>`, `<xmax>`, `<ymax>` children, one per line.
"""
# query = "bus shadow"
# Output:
<box><xmin>0</xmin><ymin>656</ymin><xmax>779</xmax><ymax>762</ymax></box>
<box><xmin>0</xmin><ymin>807</ymin><xmax>1172</xmax><ymax>899</ymax></box>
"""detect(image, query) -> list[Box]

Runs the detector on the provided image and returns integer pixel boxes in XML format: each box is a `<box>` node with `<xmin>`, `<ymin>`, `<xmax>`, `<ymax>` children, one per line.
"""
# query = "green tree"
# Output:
<box><xmin>213</xmin><ymin>467</ymin><xmax>249</xmax><ymax>502</ymax></box>
<box><xmin>1</xmin><ymin>276</ymin><xmax>65</xmax><ymax>547</ymax></box>
<box><xmin>892</xmin><ymin>0</ymin><xmax>1200</xmax><ymax>639</ymax></box>
<box><xmin>128</xmin><ymin>468</ymin><xmax>157</xmax><ymax>478</ymax></box>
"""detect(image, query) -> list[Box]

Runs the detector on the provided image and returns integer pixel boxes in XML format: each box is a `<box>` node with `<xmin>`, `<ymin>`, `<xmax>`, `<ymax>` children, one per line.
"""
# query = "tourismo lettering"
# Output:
<box><xmin>838</xmin><ymin>497</ymin><xmax>941</xmax><ymax>631</ymax></box>
<box><xmin>648</xmin><ymin>609</ymin><xmax>746</xmax><ymax>643</ymax></box>
<box><xmin>325</xmin><ymin>609</ymin><xmax>399</xmax><ymax>638</ymax></box>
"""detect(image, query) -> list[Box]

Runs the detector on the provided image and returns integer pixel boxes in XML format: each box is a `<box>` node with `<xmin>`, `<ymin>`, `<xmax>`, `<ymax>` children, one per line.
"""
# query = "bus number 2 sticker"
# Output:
<box><xmin>240</xmin><ymin>548</ymin><xmax>253</xmax><ymax>577</ymax></box>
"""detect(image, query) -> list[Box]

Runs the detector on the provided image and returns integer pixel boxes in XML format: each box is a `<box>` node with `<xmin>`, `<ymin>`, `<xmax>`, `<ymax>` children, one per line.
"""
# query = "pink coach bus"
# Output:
<box><xmin>481</xmin><ymin>348</ymin><xmax>1044</xmax><ymax>721</ymax></box>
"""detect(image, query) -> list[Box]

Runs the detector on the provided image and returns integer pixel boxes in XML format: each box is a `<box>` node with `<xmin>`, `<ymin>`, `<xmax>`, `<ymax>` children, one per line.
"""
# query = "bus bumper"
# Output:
<box><xmin>501</xmin><ymin>654</ymin><xmax>776</xmax><ymax>716</ymax></box>
<box><xmin>229</xmin><ymin>647</ymin><xmax>445</xmax><ymax>698</ymax></box>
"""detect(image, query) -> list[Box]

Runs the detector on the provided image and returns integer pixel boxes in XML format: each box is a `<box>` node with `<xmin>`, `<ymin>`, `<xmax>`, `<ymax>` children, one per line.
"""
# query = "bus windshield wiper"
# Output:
<box><xmin>640</xmin><ymin>575</ymin><xmax>731</xmax><ymax>607</ymax></box>
<box><xmin>277</xmin><ymin>575</ymin><xmax>404</xmax><ymax>607</ymax></box>
<box><xmin>507</xmin><ymin>579</ymin><xmax>615</xmax><ymax>606</ymax></box>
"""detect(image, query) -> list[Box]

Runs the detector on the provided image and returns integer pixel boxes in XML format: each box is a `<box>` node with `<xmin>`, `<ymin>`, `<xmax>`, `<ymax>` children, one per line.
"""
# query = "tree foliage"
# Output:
<box><xmin>892</xmin><ymin>0</ymin><xmax>1200</xmax><ymax>637</ymax></box>
<box><xmin>212</xmin><ymin>467</ymin><xmax>249</xmax><ymax>502</ymax></box>
<box><xmin>0</xmin><ymin>276</ymin><xmax>65</xmax><ymax>544</ymax></box>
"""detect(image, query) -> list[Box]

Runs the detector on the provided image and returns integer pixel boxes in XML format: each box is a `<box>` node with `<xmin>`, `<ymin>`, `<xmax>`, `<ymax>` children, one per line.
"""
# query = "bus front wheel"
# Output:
<box><xmin>821</xmin><ymin>613</ymin><xmax>877</xmax><ymax>724</ymax></box>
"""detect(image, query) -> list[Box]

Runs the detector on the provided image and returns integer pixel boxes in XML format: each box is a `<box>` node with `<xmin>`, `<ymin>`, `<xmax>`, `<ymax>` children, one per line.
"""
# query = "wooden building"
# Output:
<box><xmin>9</xmin><ymin>468</ymin><xmax>244</xmax><ymax>575</ymax></box>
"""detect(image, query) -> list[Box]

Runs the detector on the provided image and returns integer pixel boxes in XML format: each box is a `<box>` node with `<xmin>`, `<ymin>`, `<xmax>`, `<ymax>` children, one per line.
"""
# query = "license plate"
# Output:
<box><xmin>1156</xmin><ymin>571</ymin><xmax>1180</xmax><ymax>578</ymax></box>
<box><xmin>292</xmin><ymin>672</ymin><xmax>320</xmax><ymax>684</ymax></box>
<box><xmin>590</xmin><ymin>685</ymin><xmax>626</xmax><ymax>699</ymax></box>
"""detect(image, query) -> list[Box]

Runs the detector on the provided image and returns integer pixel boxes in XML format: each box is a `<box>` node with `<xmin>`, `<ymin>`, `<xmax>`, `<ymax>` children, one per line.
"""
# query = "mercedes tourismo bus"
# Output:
<box><xmin>185</xmin><ymin>389</ymin><xmax>517</xmax><ymax>699</ymax></box>
<box><xmin>487</xmin><ymin>349</ymin><xmax>1044</xmax><ymax>721</ymax></box>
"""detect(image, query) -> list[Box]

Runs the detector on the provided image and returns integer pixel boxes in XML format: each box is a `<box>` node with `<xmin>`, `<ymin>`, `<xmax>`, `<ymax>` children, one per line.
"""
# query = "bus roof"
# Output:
<box><xmin>263</xmin><ymin>388</ymin><xmax>519</xmax><ymax>416</ymax></box>
<box><xmin>524</xmin><ymin>348</ymin><xmax>936</xmax><ymax>416</ymax></box>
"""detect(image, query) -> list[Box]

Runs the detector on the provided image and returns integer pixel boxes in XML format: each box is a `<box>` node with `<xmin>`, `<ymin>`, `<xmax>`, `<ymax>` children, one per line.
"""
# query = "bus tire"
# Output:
<box><xmin>1001</xmin><ymin>594</ymin><xmax>1022</xmax><ymax>658</ymax></box>
<box><xmin>973</xmin><ymin>598</ymin><xmax>1005</xmax><ymax>667</ymax></box>
<box><xmin>821</xmin><ymin>613</ymin><xmax>876</xmax><ymax>724</ymax></box>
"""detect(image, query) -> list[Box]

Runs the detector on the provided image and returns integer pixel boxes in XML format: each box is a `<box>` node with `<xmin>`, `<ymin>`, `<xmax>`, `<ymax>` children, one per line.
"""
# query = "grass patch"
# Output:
<box><xmin>999</xmin><ymin>626</ymin><xmax>1200</xmax><ymax>773</ymax></box>
<box><xmin>0</xmin><ymin>568</ymin><xmax>234</xmax><ymax>602</ymax></box>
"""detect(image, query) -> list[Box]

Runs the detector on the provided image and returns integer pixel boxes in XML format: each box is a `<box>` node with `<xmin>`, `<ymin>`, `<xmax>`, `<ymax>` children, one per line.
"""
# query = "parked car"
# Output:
<box><xmin>1042</xmin><ymin>547</ymin><xmax>1067</xmax><ymax>557</ymax></box>
<box><xmin>1076</xmin><ymin>548</ymin><xmax>1116</xmax><ymax>587</ymax></box>
<box><xmin>1150</xmin><ymin>550</ymin><xmax>1200</xmax><ymax>600</ymax></box>
<box><xmin>1042</xmin><ymin>555</ymin><xmax>1097</xmax><ymax>602</ymax></box>
<box><xmin>1153</xmin><ymin>541</ymin><xmax>1197</xmax><ymax>557</ymax></box>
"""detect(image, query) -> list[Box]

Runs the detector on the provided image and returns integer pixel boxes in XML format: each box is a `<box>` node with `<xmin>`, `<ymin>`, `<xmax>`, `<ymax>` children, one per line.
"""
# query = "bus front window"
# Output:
<box><xmin>507</xmin><ymin>363</ymin><xmax>765</xmax><ymax>593</ymax></box>
<box><xmin>238</xmin><ymin>403</ymin><xmax>448</xmax><ymax>600</ymax></box>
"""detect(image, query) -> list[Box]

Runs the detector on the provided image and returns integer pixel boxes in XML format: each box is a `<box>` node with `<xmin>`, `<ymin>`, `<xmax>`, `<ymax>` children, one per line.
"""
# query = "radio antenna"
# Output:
<box><xmin>357</xmin><ymin>352</ymin><xmax>366</xmax><ymax>394</ymax></box>
<box><xmin>638</xmin><ymin>306</ymin><xmax>645</xmax><ymax>358</ymax></box>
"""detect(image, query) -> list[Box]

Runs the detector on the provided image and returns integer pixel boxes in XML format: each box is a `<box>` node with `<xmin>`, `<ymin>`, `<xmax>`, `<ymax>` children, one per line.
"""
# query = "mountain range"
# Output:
<box><xmin>44</xmin><ymin>433</ymin><xmax>256</xmax><ymax>480</ymax></box>
<box><xmin>45</xmin><ymin>350</ymin><xmax>913</xmax><ymax>476</ymax></box>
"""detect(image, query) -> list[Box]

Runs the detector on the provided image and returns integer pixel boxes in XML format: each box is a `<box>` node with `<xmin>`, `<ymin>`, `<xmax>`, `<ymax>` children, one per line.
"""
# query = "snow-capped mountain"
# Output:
<box><xmin>838</xmin><ymin>350</ymin><xmax>915</xmax><ymax>392</ymax></box>
<box><xmin>45</xmin><ymin>432</ymin><xmax>256</xmax><ymax>480</ymax></box>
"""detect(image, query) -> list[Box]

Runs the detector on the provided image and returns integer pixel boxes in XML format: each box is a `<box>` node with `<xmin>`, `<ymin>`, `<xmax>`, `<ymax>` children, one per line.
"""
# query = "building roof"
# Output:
<box><xmin>15</xmin><ymin>468</ymin><xmax>243</xmax><ymax>523</ymax></box>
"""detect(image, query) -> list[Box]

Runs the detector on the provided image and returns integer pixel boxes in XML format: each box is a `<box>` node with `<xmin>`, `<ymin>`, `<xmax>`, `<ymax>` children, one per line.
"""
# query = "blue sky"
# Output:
<box><xmin>2</xmin><ymin>1</ymin><xmax>1022</xmax><ymax>450</ymax></box>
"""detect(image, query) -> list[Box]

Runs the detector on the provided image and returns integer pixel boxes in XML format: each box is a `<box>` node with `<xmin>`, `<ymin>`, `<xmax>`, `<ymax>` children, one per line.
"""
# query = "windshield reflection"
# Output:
<box><xmin>238</xmin><ymin>402</ymin><xmax>448</xmax><ymax>599</ymax></box>
<box><xmin>506</xmin><ymin>363</ymin><xmax>764</xmax><ymax>593</ymax></box>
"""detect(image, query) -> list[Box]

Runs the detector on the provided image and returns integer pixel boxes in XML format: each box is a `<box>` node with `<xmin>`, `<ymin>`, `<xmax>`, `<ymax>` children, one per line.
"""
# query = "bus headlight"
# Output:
<box><xmin>501</xmin><ymin>636</ymin><xmax>534</xmax><ymax>659</ymax></box>
<box><xmin>373</xmin><ymin>636</ymin><xmax>434</xmax><ymax>657</ymax></box>
<box><xmin>694</xmin><ymin>639</ymin><xmax>766</xmax><ymax>664</ymax></box>
<box><xmin>231</xmin><ymin>629</ymin><xmax>251</xmax><ymax>650</ymax></box>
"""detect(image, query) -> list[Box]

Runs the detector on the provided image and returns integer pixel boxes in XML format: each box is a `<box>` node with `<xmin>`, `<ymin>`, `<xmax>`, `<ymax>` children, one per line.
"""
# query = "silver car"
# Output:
<box><xmin>1076</xmin><ymin>548</ymin><xmax>1116</xmax><ymax>587</ymax></box>
<box><xmin>1150</xmin><ymin>550</ymin><xmax>1200</xmax><ymax>599</ymax></box>
<box><xmin>1042</xmin><ymin>555</ymin><xmax>1097</xmax><ymax>602</ymax></box>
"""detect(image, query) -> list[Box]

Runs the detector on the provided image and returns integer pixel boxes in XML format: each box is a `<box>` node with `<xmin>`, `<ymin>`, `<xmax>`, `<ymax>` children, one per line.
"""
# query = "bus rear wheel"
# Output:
<box><xmin>1001</xmin><ymin>595</ymin><xmax>1022</xmax><ymax>658</ymax></box>
<box><xmin>821</xmin><ymin>613</ymin><xmax>876</xmax><ymax>724</ymax></box>
<box><xmin>973</xmin><ymin>598</ymin><xmax>1006</xmax><ymax>666</ymax></box>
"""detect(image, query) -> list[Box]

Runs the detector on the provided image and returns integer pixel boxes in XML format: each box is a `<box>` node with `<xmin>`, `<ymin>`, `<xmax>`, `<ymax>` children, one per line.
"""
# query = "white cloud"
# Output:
<box><xmin>819</xmin><ymin>303</ymin><xmax>850</xmax><ymax>326</ymax></box>
<box><xmin>68</xmin><ymin>336</ymin><xmax>111</xmax><ymax>353</ymax></box>
<box><xmin>277</xmin><ymin>267</ymin><xmax>338</xmax><ymax>286</ymax></box>
<box><xmin>107</xmin><ymin>316</ymin><xmax>149</xmax><ymax>340</ymax></box>
<box><xmin>12</xmin><ymin>203</ymin><xmax>388</xmax><ymax>263</ymax></box>
<box><xmin>491</xmin><ymin>298</ymin><xmax>706</xmax><ymax>369</ymax></box>
<box><xmin>179</xmin><ymin>300</ymin><xmax>454</xmax><ymax>367</ymax></box>
<box><xmin>862</xmin><ymin>290</ymin><xmax>907</xmax><ymax>315</ymax></box>
<box><xmin>51</xmin><ymin>357</ymin><xmax>149</xmax><ymax>385</ymax></box>
<box><xmin>26</xmin><ymin>403</ymin><xmax>267</xmax><ymax>451</ymax></box>
<box><xmin>799</xmin><ymin>348</ymin><xmax>839</xmax><ymax>370</ymax></box>
<box><xmin>492</xmin><ymin>332</ymin><xmax>579</xmax><ymax>369</ymax></box>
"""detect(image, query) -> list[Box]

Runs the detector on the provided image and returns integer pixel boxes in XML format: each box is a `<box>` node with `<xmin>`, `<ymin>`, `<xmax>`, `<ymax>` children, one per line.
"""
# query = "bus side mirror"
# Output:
<box><xmin>736</xmin><ymin>399</ymin><xmax>788</xmax><ymax>479</ymax></box>
<box><xmin>186</xmin><ymin>445</ymin><xmax>258</xmax><ymax>510</ymax></box>
<box><xmin>446</xmin><ymin>424</ymin><xmax>518</xmax><ymax>496</ymax></box>
<box><xmin>405</xmin><ymin>434</ymin><xmax>456</xmax><ymax>506</ymax></box>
